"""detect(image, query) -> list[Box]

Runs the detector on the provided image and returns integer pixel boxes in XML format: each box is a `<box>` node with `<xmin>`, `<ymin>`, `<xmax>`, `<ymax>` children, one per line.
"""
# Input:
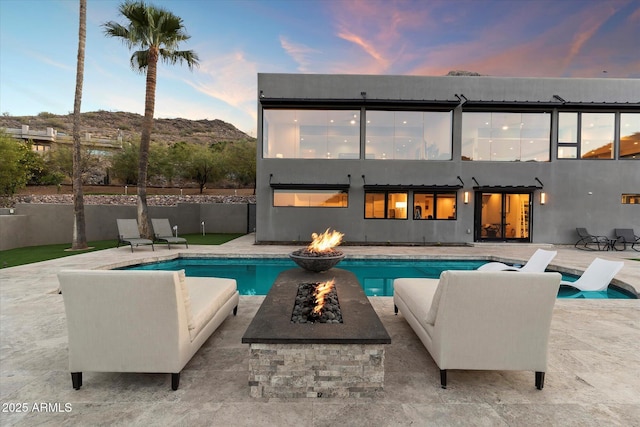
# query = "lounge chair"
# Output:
<box><xmin>152</xmin><ymin>218</ymin><xmax>188</xmax><ymax>249</ymax></box>
<box><xmin>614</xmin><ymin>228</ymin><xmax>639</xmax><ymax>251</ymax></box>
<box><xmin>574</xmin><ymin>227</ymin><xmax>610</xmax><ymax>251</ymax></box>
<box><xmin>477</xmin><ymin>249</ymin><xmax>557</xmax><ymax>272</ymax></box>
<box><xmin>116</xmin><ymin>219</ymin><xmax>154</xmax><ymax>252</ymax></box>
<box><xmin>394</xmin><ymin>271</ymin><xmax>561</xmax><ymax>390</ymax></box>
<box><xmin>560</xmin><ymin>257</ymin><xmax>624</xmax><ymax>292</ymax></box>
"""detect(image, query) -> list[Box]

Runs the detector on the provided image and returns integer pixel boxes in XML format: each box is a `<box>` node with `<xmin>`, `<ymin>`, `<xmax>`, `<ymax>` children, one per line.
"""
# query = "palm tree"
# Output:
<box><xmin>103</xmin><ymin>1</ymin><xmax>198</xmax><ymax>238</ymax></box>
<box><xmin>71</xmin><ymin>0</ymin><xmax>88</xmax><ymax>250</ymax></box>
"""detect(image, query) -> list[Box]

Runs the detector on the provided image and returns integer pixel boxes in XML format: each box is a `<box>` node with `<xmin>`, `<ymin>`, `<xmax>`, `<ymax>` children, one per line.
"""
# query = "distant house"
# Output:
<box><xmin>255</xmin><ymin>73</ymin><xmax>639</xmax><ymax>245</ymax></box>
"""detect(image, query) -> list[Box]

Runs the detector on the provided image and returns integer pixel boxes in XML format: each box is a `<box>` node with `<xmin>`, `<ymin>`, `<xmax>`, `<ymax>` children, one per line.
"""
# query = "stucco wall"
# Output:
<box><xmin>0</xmin><ymin>203</ymin><xmax>254</xmax><ymax>251</ymax></box>
<box><xmin>255</xmin><ymin>73</ymin><xmax>640</xmax><ymax>245</ymax></box>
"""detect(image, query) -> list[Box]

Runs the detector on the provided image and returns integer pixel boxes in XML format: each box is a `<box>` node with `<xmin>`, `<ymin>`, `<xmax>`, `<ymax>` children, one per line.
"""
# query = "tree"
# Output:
<box><xmin>110</xmin><ymin>141</ymin><xmax>140</xmax><ymax>185</ymax></box>
<box><xmin>0</xmin><ymin>133</ymin><xmax>30</xmax><ymax>197</ymax></box>
<box><xmin>184</xmin><ymin>144</ymin><xmax>223</xmax><ymax>193</ymax></box>
<box><xmin>223</xmin><ymin>140</ymin><xmax>257</xmax><ymax>189</ymax></box>
<box><xmin>72</xmin><ymin>0</ymin><xmax>88</xmax><ymax>250</ymax></box>
<box><xmin>103</xmin><ymin>1</ymin><xmax>199</xmax><ymax>238</ymax></box>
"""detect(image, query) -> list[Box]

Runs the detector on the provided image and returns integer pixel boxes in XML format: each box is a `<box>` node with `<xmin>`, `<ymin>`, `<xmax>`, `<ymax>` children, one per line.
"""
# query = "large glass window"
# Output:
<box><xmin>263</xmin><ymin>109</ymin><xmax>360</xmax><ymax>159</ymax></box>
<box><xmin>413</xmin><ymin>193</ymin><xmax>457</xmax><ymax>220</ymax></box>
<box><xmin>461</xmin><ymin>112</ymin><xmax>550</xmax><ymax>161</ymax></box>
<box><xmin>364</xmin><ymin>192</ymin><xmax>408</xmax><ymax>219</ymax></box>
<box><xmin>620</xmin><ymin>113</ymin><xmax>640</xmax><ymax>159</ymax></box>
<box><xmin>273</xmin><ymin>189</ymin><xmax>348</xmax><ymax>207</ymax></box>
<box><xmin>365</xmin><ymin>111</ymin><xmax>452</xmax><ymax>160</ymax></box>
<box><xmin>558</xmin><ymin>112</ymin><xmax>615</xmax><ymax>159</ymax></box>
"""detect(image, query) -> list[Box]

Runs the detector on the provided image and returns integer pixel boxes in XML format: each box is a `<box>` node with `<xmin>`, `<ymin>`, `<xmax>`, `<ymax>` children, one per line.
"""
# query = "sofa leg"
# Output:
<box><xmin>440</xmin><ymin>370</ymin><xmax>447</xmax><ymax>389</ymax></box>
<box><xmin>394</xmin><ymin>305</ymin><xmax>398</xmax><ymax>315</ymax></box>
<box><xmin>535</xmin><ymin>371</ymin><xmax>545</xmax><ymax>390</ymax></box>
<box><xmin>171</xmin><ymin>373</ymin><xmax>180</xmax><ymax>390</ymax></box>
<box><xmin>233</xmin><ymin>305</ymin><xmax>238</xmax><ymax>316</ymax></box>
<box><xmin>71</xmin><ymin>372</ymin><xmax>82</xmax><ymax>390</ymax></box>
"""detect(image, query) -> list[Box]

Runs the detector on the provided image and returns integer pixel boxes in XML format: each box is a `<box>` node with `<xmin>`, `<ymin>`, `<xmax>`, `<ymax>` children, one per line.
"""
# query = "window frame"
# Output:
<box><xmin>364</xmin><ymin>191</ymin><xmax>409</xmax><ymax>219</ymax></box>
<box><xmin>413</xmin><ymin>192</ymin><xmax>458</xmax><ymax>220</ymax></box>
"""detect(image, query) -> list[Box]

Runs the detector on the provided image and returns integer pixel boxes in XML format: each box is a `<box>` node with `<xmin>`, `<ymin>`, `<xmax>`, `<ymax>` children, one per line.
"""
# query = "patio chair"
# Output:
<box><xmin>152</xmin><ymin>218</ymin><xmax>188</xmax><ymax>249</ymax></box>
<box><xmin>116</xmin><ymin>219</ymin><xmax>154</xmax><ymax>252</ymax></box>
<box><xmin>574</xmin><ymin>228</ymin><xmax>610</xmax><ymax>251</ymax></box>
<box><xmin>614</xmin><ymin>228</ymin><xmax>639</xmax><ymax>251</ymax></box>
<box><xmin>477</xmin><ymin>249</ymin><xmax>557</xmax><ymax>272</ymax></box>
<box><xmin>560</xmin><ymin>257</ymin><xmax>624</xmax><ymax>292</ymax></box>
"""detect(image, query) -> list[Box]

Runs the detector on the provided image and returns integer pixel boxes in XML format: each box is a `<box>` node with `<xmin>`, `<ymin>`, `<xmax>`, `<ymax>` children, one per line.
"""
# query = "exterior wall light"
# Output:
<box><xmin>463</xmin><ymin>191</ymin><xmax>470</xmax><ymax>204</ymax></box>
<box><xmin>540</xmin><ymin>192</ymin><xmax>547</xmax><ymax>205</ymax></box>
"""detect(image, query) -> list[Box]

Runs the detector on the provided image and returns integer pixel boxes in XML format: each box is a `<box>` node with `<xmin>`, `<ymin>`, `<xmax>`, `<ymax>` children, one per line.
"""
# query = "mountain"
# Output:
<box><xmin>0</xmin><ymin>111</ymin><xmax>253</xmax><ymax>145</ymax></box>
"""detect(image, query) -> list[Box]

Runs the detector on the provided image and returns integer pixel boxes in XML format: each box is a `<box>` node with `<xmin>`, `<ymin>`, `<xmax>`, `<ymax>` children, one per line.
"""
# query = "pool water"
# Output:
<box><xmin>122</xmin><ymin>257</ymin><xmax>634</xmax><ymax>299</ymax></box>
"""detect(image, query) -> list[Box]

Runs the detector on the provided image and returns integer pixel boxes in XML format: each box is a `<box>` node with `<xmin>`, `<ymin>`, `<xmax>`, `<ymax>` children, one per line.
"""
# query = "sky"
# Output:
<box><xmin>1</xmin><ymin>0</ymin><xmax>639</xmax><ymax>136</ymax></box>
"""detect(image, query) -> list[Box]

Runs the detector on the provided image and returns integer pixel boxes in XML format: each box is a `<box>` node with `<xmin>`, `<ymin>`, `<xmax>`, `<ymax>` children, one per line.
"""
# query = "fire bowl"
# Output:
<box><xmin>289</xmin><ymin>252</ymin><xmax>345</xmax><ymax>273</ymax></box>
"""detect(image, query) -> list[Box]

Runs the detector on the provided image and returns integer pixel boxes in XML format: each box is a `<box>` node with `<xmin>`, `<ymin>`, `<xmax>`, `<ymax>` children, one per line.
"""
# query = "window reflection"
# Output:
<box><xmin>620</xmin><ymin>113</ymin><xmax>640</xmax><ymax>160</ymax></box>
<box><xmin>580</xmin><ymin>113</ymin><xmax>615</xmax><ymax>159</ymax></box>
<box><xmin>365</xmin><ymin>111</ymin><xmax>452</xmax><ymax>160</ymax></box>
<box><xmin>461</xmin><ymin>112</ymin><xmax>550</xmax><ymax>161</ymax></box>
<box><xmin>263</xmin><ymin>110</ymin><xmax>360</xmax><ymax>159</ymax></box>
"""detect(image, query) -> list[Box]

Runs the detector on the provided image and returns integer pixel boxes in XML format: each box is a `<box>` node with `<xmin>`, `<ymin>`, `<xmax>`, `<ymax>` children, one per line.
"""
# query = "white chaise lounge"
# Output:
<box><xmin>477</xmin><ymin>248</ymin><xmax>557</xmax><ymax>272</ymax></box>
<box><xmin>394</xmin><ymin>270</ymin><xmax>561</xmax><ymax>390</ymax></box>
<box><xmin>58</xmin><ymin>269</ymin><xmax>239</xmax><ymax>390</ymax></box>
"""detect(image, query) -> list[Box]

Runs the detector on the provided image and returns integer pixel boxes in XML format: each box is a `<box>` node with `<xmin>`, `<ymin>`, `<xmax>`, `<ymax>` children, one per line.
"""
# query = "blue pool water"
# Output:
<box><xmin>121</xmin><ymin>257</ymin><xmax>634</xmax><ymax>299</ymax></box>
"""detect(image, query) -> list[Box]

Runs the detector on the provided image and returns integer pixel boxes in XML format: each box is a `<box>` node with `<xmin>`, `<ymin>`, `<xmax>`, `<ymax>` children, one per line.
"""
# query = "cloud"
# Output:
<box><xmin>280</xmin><ymin>36</ymin><xmax>321</xmax><ymax>73</ymax></box>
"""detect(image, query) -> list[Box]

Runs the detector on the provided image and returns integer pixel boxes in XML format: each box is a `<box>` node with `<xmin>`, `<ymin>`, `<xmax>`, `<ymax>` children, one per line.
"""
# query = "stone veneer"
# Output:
<box><xmin>242</xmin><ymin>268</ymin><xmax>391</xmax><ymax>398</ymax></box>
<box><xmin>248</xmin><ymin>343</ymin><xmax>385</xmax><ymax>398</ymax></box>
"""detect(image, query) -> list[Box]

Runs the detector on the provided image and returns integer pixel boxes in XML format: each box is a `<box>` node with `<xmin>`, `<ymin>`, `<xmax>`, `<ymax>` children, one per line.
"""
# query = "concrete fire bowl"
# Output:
<box><xmin>289</xmin><ymin>252</ymin><xmax>345</xmax><ymax>273</ymax></box>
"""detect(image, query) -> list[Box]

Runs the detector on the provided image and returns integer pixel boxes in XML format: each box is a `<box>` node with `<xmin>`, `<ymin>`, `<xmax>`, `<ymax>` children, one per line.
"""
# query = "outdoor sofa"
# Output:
<box><xmin>394</xmin><ymin>270</ymin><xmax>561</xmax><ymax>390</ymax></box>
<box><xmin>58</xmin><ymin>269</ymin><xmax>239</xmax><ymax>390</ymax></box>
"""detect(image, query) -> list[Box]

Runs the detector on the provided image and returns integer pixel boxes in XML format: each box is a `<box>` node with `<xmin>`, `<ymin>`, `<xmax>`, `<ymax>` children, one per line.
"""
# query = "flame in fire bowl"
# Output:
<box><xmin>290</xmin><ymin>229</ymin><xmax>345</xmax><ymax>272</ymax></box>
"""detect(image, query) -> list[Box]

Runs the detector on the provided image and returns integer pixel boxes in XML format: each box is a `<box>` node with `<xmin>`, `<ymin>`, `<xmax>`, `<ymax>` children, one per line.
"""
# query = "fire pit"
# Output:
<box><xmin>290</xmin><ymin>229</ymin><xmax>345</xmax><ymax>272</ymax></box>
<box><xmin>291</xmin><ymin>280</ymin><xmax>343</xmax><ymax>324</ymax></box>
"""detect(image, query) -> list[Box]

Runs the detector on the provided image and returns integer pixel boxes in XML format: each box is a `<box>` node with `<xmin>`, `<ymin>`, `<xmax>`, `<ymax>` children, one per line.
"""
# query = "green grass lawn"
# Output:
<box><xmin>0</xmin><ymin>233</ymin><xmax>245</xmax><ymax>269</ymax></box>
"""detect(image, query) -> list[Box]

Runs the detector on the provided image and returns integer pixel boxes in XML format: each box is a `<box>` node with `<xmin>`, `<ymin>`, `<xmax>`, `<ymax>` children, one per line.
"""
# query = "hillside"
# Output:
<box><xmin>0</xmin><ymin>111</ymin><xmax>253</xmax><ymax>145</ymax></box>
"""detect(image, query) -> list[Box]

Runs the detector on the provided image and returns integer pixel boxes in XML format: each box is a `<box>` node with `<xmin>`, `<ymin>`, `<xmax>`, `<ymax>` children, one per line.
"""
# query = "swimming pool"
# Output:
<box><xmin>121</xmin><ymin>257</ymin><xmax>634</xmax><ymax>299</ymax></box>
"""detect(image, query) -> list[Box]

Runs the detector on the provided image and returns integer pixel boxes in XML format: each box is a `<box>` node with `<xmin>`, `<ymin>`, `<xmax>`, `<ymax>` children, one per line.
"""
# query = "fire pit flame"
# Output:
<box><xmin>290</xmin><ymin>228</ymin><xmax>346</xmax><ymax>272</ymax></box>
<box><xmin>312</xmin><ymin>279</ymin><xmax>335</xmax><ymax>315</ymax></box>
<box><xmin>307</xmin><ymin>229</ymin><xmax>344</xmax><ymax>254</ymax></box>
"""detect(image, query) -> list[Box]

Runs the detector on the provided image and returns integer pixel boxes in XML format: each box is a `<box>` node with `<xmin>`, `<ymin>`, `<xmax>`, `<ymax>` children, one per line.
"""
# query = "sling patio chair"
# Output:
<box><xmin>116</xmin><ymin>219</ymin><xmax>154</xmax><ymax>252</ymax></box>
<box><xmin>152</xmin><ymin>218</ymin><xmax>189</xmax><ymax>249</ymax></box>
<box><xmin>614</xmin><ymin>228</ymin><xmax>639</xmax><ymax>251</ymax></box>
<box><xmin>560</xmin><ymin>257</ymin><xmax>624</xmax><ymax>292</ymax></box>
<box><xmin>478</xmin><ymin>249</ymin><xmax>557</xmax><ymax>272</ymax></box>
<box><xmin>574</xmin><ymin>228</ymin><xmax>610</xmax><ymax>251</ymax></box>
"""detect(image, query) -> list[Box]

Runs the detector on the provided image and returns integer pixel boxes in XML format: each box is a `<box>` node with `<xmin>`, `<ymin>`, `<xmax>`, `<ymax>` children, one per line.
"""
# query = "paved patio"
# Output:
<box><xmin>1</xmin><ymin>235</ymin><xmax>639</xmax><ymax>426</ymax></box>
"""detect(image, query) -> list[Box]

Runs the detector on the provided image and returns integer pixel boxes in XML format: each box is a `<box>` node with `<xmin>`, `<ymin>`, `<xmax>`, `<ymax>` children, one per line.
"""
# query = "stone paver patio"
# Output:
<box><xmin>1</xmin><ymin>235</ymin><xmax>638</xmax><ymax>426</ymax></box>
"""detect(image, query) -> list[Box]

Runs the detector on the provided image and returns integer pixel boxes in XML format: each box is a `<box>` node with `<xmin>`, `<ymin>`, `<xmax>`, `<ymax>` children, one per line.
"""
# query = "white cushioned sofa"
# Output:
<box><xmin>394</xmin><ymin>270</ymin><xmax>561</xmax><ymax>389</ymax></box>
<box><xmin>58</xmin><ymin>269</ymin><xmax>239</xmax><ymax>390</ymax></box>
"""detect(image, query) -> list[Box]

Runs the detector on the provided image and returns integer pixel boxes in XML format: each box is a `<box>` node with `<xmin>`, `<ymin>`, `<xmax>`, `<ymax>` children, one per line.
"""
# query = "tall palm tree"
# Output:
<box><xmin>103</xmin><ymin>1</ymin><xmax>198</xmax><ymax>238</ymax></box>
<box><xmin>71</xmin><ymin>0</ymin><xmax>88</xmax><ymax>250</ymax></box>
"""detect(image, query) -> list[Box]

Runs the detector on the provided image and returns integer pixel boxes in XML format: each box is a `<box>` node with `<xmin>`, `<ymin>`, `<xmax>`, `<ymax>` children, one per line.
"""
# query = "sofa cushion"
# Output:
<box><xmin>178</xmin><ymin>270</ymin><xmax>195</xmax><ymax>331</ymax></box>
<box><xmin>186</xmin><ymin>277</ymin><xmax>237</xmax><ymax>340</ymax></box>
<box><xmin>425</xmin><ymin>272</ymin><xmax>448</xmax><ymax>325</ymax></box>
<box><xmin>394</xmin><ymin>277</ymin><xmax>440</xmax><ymax>327</ymax></box>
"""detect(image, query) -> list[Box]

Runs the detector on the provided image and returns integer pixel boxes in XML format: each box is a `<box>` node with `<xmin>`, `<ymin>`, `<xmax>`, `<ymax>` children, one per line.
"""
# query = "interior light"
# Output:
<box><xmin>395</xmin><ymin>201</ymin><xmax>407</xmax><ymax>209</ymax></box>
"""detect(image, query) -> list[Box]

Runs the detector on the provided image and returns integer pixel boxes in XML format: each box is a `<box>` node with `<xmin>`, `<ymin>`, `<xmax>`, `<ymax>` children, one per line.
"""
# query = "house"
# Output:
<box><xmin>255</xmin><ymin>73</ymin><xmax>639</xmax><ymax>245</ymax></box>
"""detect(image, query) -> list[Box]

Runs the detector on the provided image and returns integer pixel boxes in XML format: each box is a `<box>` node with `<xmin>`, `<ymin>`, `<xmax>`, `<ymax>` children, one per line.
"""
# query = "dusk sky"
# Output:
<box><xmin>1</xmin><ymin>0</ymin><xmax>638</xmax><ymax>136</ymax></box>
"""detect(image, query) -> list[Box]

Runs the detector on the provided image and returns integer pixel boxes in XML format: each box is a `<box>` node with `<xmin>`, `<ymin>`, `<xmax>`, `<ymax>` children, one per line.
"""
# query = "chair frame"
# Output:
<box><xmin>151</xmin><ymin>218</ymin><xmax>189</xmax><ymax>249</ymax></box>
<box><xmin>574</xmin><ymin>228</ymin><xmax>610</xmax><ymax>251</ymax></box>
<box><xmin>116</xmin><ymin>219</ymin><xmax>154</xmax><ymax>252</ymax></box>
<box><xmin>614</xmin><ymin>228</ymin><xmax>640</xmax><ymax>252</ymax></box>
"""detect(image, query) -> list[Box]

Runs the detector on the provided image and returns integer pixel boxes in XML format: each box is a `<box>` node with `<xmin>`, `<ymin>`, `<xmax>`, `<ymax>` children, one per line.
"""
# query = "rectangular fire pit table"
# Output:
<box><xmin>242</xmin><ymin>268</ymin><xmax>391</xmax><ymax>398</ymax></box>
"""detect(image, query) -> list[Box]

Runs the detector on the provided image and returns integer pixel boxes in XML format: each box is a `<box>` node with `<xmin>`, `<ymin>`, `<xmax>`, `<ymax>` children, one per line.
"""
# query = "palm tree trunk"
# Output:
<box><xmin>71</xmin><ymin>0</ymin><xmax>88</xmax><ymax>250</ymax></box>
<box><xmin>137</xmin><ymin>47</ymin><xmax>159</xmax><ymax>239</ymax></box>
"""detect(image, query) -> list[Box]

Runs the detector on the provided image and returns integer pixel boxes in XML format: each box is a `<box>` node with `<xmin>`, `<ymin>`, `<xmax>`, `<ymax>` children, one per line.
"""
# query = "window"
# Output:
<box><xmin>621</xmin><ymin>194</ymin><xmax>640</xmax><ymax>204</ymax></box>
<box><xmin>620</xmin><ymin>113</ymin><xmax>640</xmax><ymax>159</ymax></box>
<box><xmin>461</xmin><ymin>112</ymin><xmax>550</xmax><ymax>161</ymax></box>
<box><xmin>273</xmin><ymin>189</ymin><xmax>348</xmax><ymax>207</ymax></box>
<box><xmin>558</xmin><ymin>112</ymin><xmax>615</xmax><ymax>159</ymax></box>
<box><xmin>263</xmin><ymin>109</ymin><xmax>360</xmax><ymax>159</ymax></box>
<box><xmin>365</xmin><ymin>111</ymin><xmax>452</xmax><ymax>160</ymax></box>
<box><xmin>365</xmin><ymin>192</ymin><xmax>408</xmax><ymax>219</ymax></box>
<box><xmin>414</xmin><ymin>193</ymin><xmax>457</xmax><ymax>219</ymax></box>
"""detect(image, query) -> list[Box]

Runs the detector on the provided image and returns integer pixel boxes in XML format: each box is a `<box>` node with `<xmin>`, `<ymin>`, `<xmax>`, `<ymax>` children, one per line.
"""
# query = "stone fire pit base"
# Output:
<box><xmin>248</xmin><ymin>343</ymin><xmax>385</xmax><ymax>398</ymax></box>
<box><xmin>242</xmin><ymin>268</ymin><xmax>391</xmax><ymax>398</ymax></box>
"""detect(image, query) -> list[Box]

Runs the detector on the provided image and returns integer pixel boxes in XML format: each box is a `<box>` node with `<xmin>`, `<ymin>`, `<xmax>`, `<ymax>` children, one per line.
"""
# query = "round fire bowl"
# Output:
<box><xmin>289</xmin><ymin>252</ymin><xmax>345</xmax><ymax>273</ymax></box>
